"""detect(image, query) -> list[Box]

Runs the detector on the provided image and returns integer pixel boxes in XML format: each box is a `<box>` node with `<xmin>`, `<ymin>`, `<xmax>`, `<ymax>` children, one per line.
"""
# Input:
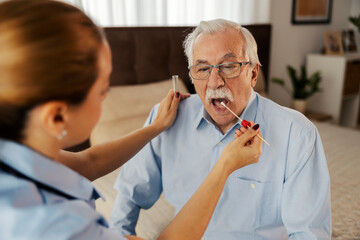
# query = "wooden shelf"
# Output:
<box><xmin>306</xmin><ymin>54</ymin><xmax>360</xmax><ymax>128</ymax></box>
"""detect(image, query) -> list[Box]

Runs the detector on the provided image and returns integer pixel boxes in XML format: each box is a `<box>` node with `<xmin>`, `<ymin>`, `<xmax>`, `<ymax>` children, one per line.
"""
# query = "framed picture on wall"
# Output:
<box><xmin>292</xmin><ymin>0</ymin><xmax>333</xmax><ymax>24</ymax></box>
<box><xmin>342</xmin><ymin>29</ymin><xmax>358</xmax><ymax>53</ymax></box>
<box><xmin>324</xmin><ymin>31</ymin><xmax>344</xmax><ymax>55</ymax></box>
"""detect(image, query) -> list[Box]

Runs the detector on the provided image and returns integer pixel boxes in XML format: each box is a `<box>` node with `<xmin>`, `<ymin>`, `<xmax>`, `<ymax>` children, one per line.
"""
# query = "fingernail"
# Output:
<box><xmin>176</xmin><ymin>92</ymin><xmax>180</xmax><ymax>98</ymax></box>
<box><xmin>252</xmin><ymin>124</ymin><xmax>259</xmax><ymax>130</ymax></box>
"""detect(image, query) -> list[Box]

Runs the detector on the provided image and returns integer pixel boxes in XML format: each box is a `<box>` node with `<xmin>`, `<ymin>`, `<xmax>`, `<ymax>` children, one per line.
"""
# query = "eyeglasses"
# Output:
<box><xmin>188</xmin><ymin>61</ymin><xmax>251</xmax><ymax>80</ymax></box>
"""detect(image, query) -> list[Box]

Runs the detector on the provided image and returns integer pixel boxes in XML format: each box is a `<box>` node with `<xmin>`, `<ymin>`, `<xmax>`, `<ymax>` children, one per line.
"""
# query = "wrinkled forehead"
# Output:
<box><xmin>193</xmin><ymin>30</ymin><xmax>247</xmax><ymax>64</ymax></box>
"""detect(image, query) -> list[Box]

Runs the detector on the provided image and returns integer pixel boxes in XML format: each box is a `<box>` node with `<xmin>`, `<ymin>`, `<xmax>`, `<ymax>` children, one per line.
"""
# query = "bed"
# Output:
<box><xmin>90</xmin><ymin>25</ymin><xmax>360</xmax><ymax>239</ymax></box>
<box><xmin>312</xmin><ymin>121</ymin><xmax>360</xmax><ymax>239</ymax></box>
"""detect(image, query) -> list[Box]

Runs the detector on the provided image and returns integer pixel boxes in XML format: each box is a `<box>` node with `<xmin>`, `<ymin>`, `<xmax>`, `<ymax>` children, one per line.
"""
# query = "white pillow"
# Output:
<box><xmin>91</xmin><ymin>78</ymin><xmax>188</xmax><ymax>145</ymax></box>
<box><xmin>99</xmin><ymin>78</ymin><xmax>188</xmax><ymax>123</ymax></box>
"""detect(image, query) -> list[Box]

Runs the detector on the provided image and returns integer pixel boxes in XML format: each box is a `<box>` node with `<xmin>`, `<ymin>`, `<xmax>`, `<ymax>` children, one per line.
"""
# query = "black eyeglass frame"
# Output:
<box><xmin>188</xmin><ymin>61</ymin><xmax>251</xmax><ymax>80</ymax></box>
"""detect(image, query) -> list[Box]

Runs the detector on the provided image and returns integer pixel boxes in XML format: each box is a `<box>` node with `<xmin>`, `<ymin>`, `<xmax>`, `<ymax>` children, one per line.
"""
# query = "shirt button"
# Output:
<box><xmin>251</xmin><ymin>183</ymin><xmax>256</xmax><ymax>189</ymax></box>
<box><xmin>201</xmin><ymin>237</ymin><xmax>205</xmax><ymax>240</ymax></box>
<box><xmin>218</xmin><ymin>141</ymin><xmax>222</xmax><ymax>146</ymax></box>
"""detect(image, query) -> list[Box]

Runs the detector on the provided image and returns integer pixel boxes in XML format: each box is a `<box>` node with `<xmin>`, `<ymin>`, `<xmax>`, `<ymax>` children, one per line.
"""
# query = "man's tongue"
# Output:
<box><xmin>213</xmin><ymin>98</ymin><xmax>228</xmax><ymax>107</ymax></box>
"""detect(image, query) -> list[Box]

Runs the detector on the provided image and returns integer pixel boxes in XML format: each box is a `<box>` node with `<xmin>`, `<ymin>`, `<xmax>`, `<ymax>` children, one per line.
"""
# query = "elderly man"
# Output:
<box><xmin>110</xmin><ymin>19</ymin><xmax>331</xmax><ymax>239</ymax></box>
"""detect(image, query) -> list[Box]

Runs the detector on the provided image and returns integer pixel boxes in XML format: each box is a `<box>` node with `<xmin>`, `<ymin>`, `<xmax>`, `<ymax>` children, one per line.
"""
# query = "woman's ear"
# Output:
<box><xmin>38</xmin><ymin>101</ymin><xmax>69</xmax><ymax>139</ymax></box>
<box><xmin>250</xmin><ymin>64</ymin><xmax>259</xmax><ymax>88</ymax></box>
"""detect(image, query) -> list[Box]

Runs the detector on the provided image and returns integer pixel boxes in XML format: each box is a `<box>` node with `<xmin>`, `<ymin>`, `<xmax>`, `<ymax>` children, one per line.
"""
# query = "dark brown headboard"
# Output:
<box><xmin>104</xmin><ymin>24</ymin><xmax>271</xmax><ymax>93</ymax></box>
<box><xmin>67</xmin><ymin>24</ymin><xmax>272</xmax><ymax>152</ymax></box>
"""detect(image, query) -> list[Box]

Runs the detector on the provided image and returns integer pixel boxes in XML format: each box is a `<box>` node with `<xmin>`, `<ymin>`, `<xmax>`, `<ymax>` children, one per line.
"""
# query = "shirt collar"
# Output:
<box><xmin>193</xmin><ymin>89</ymin><xmax>258</xmax><ymax>131</ymax></box>
<box><xmin>193</xmin><ymin>100</ymin><xmax>207</xmax><ymax>131</ymax></box>
<box><xmin>0</xmin><ymin>139</ymin><xmax>104</xmax><ymax>201</ymax></box>
<box><xmin>239</xmin><ymin>88</ymin><xmax>258</xmax><ymax>124</ymax></box>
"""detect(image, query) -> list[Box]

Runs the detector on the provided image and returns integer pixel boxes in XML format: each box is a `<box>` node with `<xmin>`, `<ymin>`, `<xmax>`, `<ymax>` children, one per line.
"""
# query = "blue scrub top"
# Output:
<box><xmin>0</xmin><ymin>139</ymin><xmax>127</xmax><ymax>240</ymax></box>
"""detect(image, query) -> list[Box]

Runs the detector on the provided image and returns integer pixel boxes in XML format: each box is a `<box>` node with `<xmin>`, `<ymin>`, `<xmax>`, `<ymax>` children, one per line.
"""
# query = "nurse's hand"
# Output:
<box><xmin>235</xmin><ymin>120</ymin><xmax>260</xmax><ymax>146</ymax></box>
<box><xmin>221</xmin><ymin>126</ymin><xmax>263</xmax><ymax>174</ymax></box>
<box><xmin>152</xmin><ymin>90</ymin><xmax>190</xmax><ymax>132</ymax></box>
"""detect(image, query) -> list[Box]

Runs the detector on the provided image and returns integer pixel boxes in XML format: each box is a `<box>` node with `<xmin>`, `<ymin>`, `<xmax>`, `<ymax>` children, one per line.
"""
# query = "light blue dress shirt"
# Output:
<box><xmin>0</xmin><ymin>139</ymin><xmax>127</xmax><ymax>240</ymax></box>
<box><xmin>110</xmin><ymin>90</ymin><xmax>331</xmax><ymax>240</ymax></box>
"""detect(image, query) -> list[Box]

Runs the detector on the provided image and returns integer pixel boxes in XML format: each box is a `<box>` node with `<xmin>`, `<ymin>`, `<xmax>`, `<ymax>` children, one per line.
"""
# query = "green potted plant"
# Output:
<box><xmin>349</xmin><ymin>15</ymin><xmax>360</xmax><ymax>33</ymax></box>
<box><xmin>272</xmin><ymin>65</ymin><xmax>322</xmax><ymax>113</ymax></box>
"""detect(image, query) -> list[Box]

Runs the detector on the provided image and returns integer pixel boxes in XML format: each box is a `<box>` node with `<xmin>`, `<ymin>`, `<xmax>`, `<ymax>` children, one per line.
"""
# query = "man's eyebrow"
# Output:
<box><xmin>194</xmin><ymin>59</ymin><xmax>209</xmax><ymax>64</ymax></box>
<box><xmin>194</xmin><ymin>53</ymin><xmax>236</xmax><ymax>65</ymax></box>
<box><xmin>221</xmin><ymin>53</ymin><xmax>236</xmax><ymax>60</ymax></box>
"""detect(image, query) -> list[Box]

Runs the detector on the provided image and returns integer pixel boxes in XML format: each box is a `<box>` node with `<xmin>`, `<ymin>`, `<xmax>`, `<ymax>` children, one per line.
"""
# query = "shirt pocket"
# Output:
<box><xmin>209</xmin><ymin>176</ymin><xmax>277</xmax><ymax>231</ymax></box>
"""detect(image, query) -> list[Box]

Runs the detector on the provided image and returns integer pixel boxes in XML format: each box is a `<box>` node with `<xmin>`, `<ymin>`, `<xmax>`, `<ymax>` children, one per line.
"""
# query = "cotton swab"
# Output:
<box><xmin>220</xmin><ymin>102</ymin><xmax>270</xmax><ymax>146</ymax></box>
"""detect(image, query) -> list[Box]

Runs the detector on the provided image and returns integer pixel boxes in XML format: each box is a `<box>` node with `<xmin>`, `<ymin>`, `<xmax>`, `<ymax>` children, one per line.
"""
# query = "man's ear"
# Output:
<box><xmin>250</xmin><ymin>64</ymin><xmax>259</xmax><ymax>88</ymax></box>
<box><xmin>38</xmin><ymin>101</ymin><xmax>69</xmax><ymax>139</ymax></box>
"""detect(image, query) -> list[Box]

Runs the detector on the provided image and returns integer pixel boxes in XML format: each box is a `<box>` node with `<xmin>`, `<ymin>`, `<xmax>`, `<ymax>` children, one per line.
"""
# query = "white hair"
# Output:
<box><xmin>183</xmin><ymin>19</ymin><xmax>261</xmax><ymax>69</ymax></box>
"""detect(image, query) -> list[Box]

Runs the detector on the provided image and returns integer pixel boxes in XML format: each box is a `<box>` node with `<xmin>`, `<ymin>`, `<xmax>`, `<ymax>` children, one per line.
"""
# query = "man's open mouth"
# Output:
<box><xmin>212</xmin><ymin>98</ymin><xmax>229</xmax><ymax>108</ymax></box>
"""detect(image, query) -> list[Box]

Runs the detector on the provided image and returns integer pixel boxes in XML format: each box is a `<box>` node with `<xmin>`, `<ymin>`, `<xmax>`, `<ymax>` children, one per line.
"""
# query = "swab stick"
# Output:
<box><xmin>220</xmin><ymin>102</ymin><xmax>270</xmax><ymax>146</ymax></box>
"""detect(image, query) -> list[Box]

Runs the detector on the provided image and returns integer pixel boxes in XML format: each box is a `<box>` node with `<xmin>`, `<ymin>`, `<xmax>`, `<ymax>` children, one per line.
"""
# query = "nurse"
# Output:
<box><xmin>0</xmin><ymin>1</ymin><xmax>262</xmax><ymax>239</ymax></box>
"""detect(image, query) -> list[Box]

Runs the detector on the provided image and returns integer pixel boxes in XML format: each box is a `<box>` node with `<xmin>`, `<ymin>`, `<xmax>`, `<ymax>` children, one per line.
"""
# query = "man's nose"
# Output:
<box><xmin>207</xmin><ymin>67</ymin><xmax>225</xmax><ymax>89</ymax></box>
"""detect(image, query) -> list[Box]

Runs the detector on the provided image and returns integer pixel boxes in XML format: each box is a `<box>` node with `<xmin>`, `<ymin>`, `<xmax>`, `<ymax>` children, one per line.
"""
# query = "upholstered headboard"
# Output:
<box><xmin>67</xmin><ymin>24</ymin><xmax>272</xmax><ymax>152</ymax></box>
<box><xmin>104</xmin><ymin>24</ymin><xmax>272</xmax><ymax>93</ymax></box>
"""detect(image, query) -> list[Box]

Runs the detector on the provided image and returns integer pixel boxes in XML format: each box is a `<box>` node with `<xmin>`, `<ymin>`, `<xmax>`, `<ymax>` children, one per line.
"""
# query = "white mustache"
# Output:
<box><xmin>206</xmin><ymin>88</ymin><xmax>234</xmax><ymax>104</ymax></box>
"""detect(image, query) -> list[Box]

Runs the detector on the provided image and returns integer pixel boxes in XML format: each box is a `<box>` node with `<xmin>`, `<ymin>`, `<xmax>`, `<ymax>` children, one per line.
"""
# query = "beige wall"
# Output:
<box><xmin>268</xmin><ymin>0</ymin><xmax>358</xmax><ymax>107</ymax></box>
<box><xmin>350</xmin><ymin>0</ymin><xmax>360</xmax><ymax>16</ymax></box>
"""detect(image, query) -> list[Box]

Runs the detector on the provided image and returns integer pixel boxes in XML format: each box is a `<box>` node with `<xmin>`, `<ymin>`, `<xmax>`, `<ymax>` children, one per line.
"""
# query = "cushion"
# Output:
<box><xmin>90</xmin><ymin>78</ymin><xmax>188</xmax><ymax>146</ymax></box>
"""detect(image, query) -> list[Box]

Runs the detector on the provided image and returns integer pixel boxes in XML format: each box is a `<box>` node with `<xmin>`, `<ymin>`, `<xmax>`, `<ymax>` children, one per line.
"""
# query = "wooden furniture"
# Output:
<box><xmin>306</xmin><ymin>53</ymin><xmax>360</xmax><ymax>127</ymax></box>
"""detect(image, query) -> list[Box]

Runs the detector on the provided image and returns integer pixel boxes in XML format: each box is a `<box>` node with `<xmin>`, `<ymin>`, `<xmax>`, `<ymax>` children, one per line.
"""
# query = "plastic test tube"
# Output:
<box><xmin>172</xmin><ymin>75</ymin><xmax>179</xmax><ymax>92</ymax></box>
